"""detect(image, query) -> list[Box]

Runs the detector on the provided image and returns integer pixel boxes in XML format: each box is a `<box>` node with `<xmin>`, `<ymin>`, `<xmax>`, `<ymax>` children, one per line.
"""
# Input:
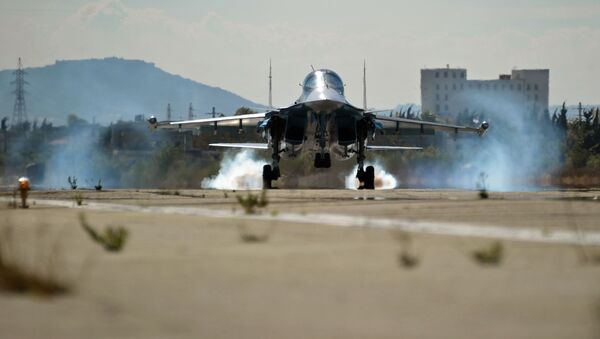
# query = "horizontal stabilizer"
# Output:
<box><xmin>366</xmin><ymin>145</ymin><xmax>423</xmax><ymax>151</ymax></box>
<box><xmin>209</xmin><ymin>143</ymin><xmax>269</xmax><ymax>150</ymax></box>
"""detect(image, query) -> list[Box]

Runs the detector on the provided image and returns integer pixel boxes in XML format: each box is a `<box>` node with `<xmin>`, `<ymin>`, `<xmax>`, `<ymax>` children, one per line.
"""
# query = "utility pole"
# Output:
<box><xmin>204</xmin><ymin>107</ymin><xmax>219</xmax><ymax>135</ymax></box>
<box><xmin>188</xmin><ymin>103</ymin><xmax>194</xmax><ymax>120</ymax></box>
<box><xmin>268</xmin><ymin>59</ymin><xmax>272</xmax><ymax>108</ymax></box>
<box><xmin>166</xmin><ymin>103</ymin><xmax>172</xmax><ymax>121</ymax></box>
<box><xmin>12</xmin><ymin>58</ymin><xmax>28</xmax><ymax>129</ymax></box>
<box><xmin>362</xmin><ymin>60</ymin><xmax>367</xmax><ymax>110</ymax></box>
<box><xmin>1</xmin><ymin>117</ymin><xmax>8</xmax><ymax>154</ymax></box>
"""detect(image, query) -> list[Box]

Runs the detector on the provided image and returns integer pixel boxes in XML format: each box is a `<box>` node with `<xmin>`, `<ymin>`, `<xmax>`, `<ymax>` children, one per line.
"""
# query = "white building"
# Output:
<box><xmin>420</xmin><ymin>66</ymin><xmax>549</xmax><ymax>117</ymax></box>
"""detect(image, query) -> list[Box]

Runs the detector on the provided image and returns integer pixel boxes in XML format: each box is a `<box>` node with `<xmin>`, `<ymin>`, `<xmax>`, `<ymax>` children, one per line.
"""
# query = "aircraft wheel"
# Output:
<box><xmin>364</xmin><ymin>166</ymin><xmax>375</xmax><ymax>189</ymax></box>
<box><xmin>272</xmin><ymin>166</ymin><xmax>281</xmax><ymax>179</ymax></box>
<box><xmin>314</xmin><ymin>153</ymin><xmax>322</xmax><ymax>168</ymax></box>
<box><xmin>356</xmin><ymin>168</ymin><xmax>366</xmax><ymax>189</ymax></box>
<box><xmin>262</xmin><ymin>164</ymin><xmax>273</xmax><ymax>189</ymax></box>
<box><xmin>323</xmin><ymin>153</ymin><xmax>331</xmax><ymax>168</ymax></box>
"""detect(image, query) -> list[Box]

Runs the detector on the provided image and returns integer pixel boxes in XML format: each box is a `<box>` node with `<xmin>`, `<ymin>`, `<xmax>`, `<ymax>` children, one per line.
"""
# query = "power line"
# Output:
<box><xmin>11</xmin><ymin>57</ymin><xmax>28</xmax><ymax>128</ymax></box>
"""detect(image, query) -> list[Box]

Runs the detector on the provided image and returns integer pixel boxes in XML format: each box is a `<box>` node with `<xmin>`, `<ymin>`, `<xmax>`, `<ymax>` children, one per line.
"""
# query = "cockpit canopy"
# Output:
<box><xmin>302</xmin><ymin>69</ymin><xmax>344</xmax><ymax>95</ymax></box>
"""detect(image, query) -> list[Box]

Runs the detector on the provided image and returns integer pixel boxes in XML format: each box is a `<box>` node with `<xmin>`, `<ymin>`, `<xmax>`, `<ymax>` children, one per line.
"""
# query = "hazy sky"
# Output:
<box><xmin>1</xmin><ymin>0</ymin><xmax>598</xmax><ymax>108</ymax></box>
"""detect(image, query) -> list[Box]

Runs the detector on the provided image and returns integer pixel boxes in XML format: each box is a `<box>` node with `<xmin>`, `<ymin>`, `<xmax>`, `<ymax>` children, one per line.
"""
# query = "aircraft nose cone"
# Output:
<box><xmin>305</xmin><ymin>88</ymin><xmax>346</xmax><ymax>103</ymax></box>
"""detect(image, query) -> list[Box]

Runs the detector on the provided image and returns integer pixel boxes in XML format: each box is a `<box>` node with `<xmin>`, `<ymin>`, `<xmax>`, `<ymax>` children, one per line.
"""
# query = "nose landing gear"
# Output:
<box><xmin>314</xmin><ymin>153</ymin><xmax>331</xmax><ymax>168</ymax></box>
<box><xmin>357</xmin><ymin>165</ymin><xmax>375</xmax><ymax>189</ymax></box>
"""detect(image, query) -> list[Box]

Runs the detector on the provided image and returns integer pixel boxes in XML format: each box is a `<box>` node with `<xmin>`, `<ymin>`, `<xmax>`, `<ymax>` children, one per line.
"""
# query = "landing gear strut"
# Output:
<box><xmin>355</xmin><ymin>120</ymin><xmax>375</xmax><ymax>189</ymax></box>
<box><xmin>263</xmin><ymin>118</ymin><xmax>284</xmax><ymax>189</ymax></box>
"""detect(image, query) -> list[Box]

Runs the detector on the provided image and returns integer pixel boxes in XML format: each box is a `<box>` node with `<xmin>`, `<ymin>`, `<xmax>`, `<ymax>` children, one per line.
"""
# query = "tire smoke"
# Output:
<box><xmin>344</xmin><ymin>162</ymin><xmax>398</xmax><ymax>189</ymax></box>
<box><xmin>201</xmin><ymin>150</ymin><xmax>266</xmax><ymax>189</ymax></box>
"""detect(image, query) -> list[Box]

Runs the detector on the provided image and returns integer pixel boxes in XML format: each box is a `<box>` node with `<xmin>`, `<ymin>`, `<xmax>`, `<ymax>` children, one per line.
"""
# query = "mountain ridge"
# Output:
<box><xmin>0</xmin><ymin>57</ymin><xmax>265</xmax><ymax>125</ymax></box>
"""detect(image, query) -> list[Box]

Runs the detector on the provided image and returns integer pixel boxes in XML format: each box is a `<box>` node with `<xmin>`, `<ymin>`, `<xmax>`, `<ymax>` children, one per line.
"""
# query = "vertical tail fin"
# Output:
<box><xmin>363</xmin><ymin>60</ymin><xmax>367</xmax><ymax>110</ymax></box>
<box><xmin>268</xmin><ymin>59</ymin><xmax>273</xmax><ymax>109</ymax></box>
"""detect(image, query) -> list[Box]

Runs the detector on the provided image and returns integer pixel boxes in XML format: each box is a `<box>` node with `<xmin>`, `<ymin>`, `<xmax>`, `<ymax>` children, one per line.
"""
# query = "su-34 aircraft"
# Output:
<box><xmin>148</xmin><ymin>63</ymin><xmax>489</xmax><ymax>189</ymax></box>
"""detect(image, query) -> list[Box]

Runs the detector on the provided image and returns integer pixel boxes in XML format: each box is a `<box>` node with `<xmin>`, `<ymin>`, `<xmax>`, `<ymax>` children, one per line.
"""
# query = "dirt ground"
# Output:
<box><xmin>0</xmin><ymin>188</ymin><xmax>599</xmax><ymax>339</ymax></box>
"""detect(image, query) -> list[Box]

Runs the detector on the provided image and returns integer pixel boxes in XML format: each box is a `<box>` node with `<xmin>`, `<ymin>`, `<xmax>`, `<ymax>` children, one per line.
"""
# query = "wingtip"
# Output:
<box><xmin>478</xmin><ymin>121</ymin><xmax>489</xmax><ymax>135</ymax></box>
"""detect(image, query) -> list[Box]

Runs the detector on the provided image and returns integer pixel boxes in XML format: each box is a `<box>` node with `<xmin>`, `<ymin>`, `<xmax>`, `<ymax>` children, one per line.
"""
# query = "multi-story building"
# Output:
<box><xmin>420</xmin><ymin>66</ymin><xmax>549</xmax><ymax>117</ymax></box>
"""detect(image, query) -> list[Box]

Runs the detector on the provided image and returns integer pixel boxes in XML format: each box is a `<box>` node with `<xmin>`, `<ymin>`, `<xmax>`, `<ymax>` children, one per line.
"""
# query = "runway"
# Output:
<box><xmin>1</xmin><ymin>188</ymin><xmax>599</xmax><ymax>339</ymax></box>
<box><xmin>8</xmin><ymin>195</ymin><xmax>600</xmax><ymax>246</ymax></box>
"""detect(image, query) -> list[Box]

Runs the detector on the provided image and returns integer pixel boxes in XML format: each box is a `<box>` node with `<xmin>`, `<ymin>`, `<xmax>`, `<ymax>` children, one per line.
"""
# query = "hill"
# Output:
<box><xmin>0</xmin><ymin>57</ymin><xmax>264</xmax><ymax>125</ymax></box>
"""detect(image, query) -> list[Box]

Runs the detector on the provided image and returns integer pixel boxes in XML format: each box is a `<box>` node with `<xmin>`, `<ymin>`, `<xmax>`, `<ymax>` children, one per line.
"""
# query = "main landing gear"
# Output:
<box><xmin>356</xmin><ymin>165</ymin><xmax>375</xmax><ymax>190</ymax></box>
<box><xmin>262</xmin><ymin>164</ymin><xmax>280</xmax><ymax>189</ymax></box>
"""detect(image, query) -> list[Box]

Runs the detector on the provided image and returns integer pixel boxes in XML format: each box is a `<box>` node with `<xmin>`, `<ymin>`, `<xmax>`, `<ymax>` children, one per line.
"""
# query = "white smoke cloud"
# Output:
<box><xmin>425</xmin><ymin>90</ymin><xmax>561</xmax><ymax>192</ymax></box>
<box><xmin>345</xmin><ymin>162</ymin><xmax>398</xmax><ymax>190</ymax></box>
<box><xmin>201</xmin><ymin>150</ymin><xmax>266</xmax><ymax>190</ymax></box>
<box><xmin>40</xmin><ymin>128</ymin><xmax>117</xmax><ymax>189</ymax></box>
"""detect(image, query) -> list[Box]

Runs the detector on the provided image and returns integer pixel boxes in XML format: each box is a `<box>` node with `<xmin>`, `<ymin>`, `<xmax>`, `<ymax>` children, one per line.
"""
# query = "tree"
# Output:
<box><xmin>421</xmin><ymin>111</ymin><xmax>437</xmax><ymax>122</ymax></box>
<box><xmin>556</xmin><ymin>102</ymin><xmax>568</xmax><ymax>133</ymax></box>
<box><xmin>67</xmin><ymin>114</ymin><xmax>89</xmax><ymax>127</ymax></box>
<box><xmin>234</xmin><ymin>107</ymin><xmax>256</xmax><ymax>116</ymax></box>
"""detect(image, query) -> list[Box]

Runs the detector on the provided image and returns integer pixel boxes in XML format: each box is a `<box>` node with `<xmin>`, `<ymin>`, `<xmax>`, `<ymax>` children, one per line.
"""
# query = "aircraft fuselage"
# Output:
<box><xmin>269</xmin><ymin>69</ymin><xmax>368</xmax><ymax>163</ymax></box>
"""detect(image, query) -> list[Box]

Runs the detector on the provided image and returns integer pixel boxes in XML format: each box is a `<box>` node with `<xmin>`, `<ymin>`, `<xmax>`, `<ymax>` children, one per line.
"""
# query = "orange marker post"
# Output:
<box><xmin>18</xmin><ymin>177</ymin><xmax>30</xmax><ymax>208</ymax></box>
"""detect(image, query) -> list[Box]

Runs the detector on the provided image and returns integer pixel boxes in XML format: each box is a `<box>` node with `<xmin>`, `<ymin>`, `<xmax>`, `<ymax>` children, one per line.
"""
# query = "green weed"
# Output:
<box><xmin>472</xmin><ymin>241</ymin><xmax>503</xmax><ymax>265</ymax></box>
<box><xmin>79</xmin><ymin>213</ymin><xmax>128</xmax><ymax>252</ymax></box>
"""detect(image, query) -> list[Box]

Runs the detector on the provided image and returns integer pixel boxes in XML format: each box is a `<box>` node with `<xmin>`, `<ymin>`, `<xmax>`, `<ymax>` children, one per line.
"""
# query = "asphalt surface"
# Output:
<box><xmin>0</xmin><ymin>188</ymin><xmax>599</xmax><ymax>338</ymax></box>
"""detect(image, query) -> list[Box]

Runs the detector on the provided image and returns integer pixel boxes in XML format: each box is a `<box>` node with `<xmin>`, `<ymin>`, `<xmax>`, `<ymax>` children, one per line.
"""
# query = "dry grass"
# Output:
<box><xmin>7</xmin><ymin>190</ymin><xmax>18</xmax><ymax>209</ymax></box>
<box><xmin>237</xmin><ymin>224</ymin><xmax>273</xmax><ymax>243</ymax></box>
<box><xmin>236</xmin><ymin>190</ymin><xmax>268</xmax><ymax>214</ymax></box>
<box><xmin>73</xmin><ymin>192</ymin><xmax>83</xmax><ymax>206</ymax></box>
<box><xmin>152</xmin><ymin>190</ymin><xmax>180</xmax><ymax>196</ymax></box>
<box><xmin>391</xmin><ymin>230</ymin><xmax>420</xmax><ymax>269</ymax></box>
<box><xmin>477</xmin><ymin>172</ymin><xmax>489</xmax><ymax>200</ymax></box>
<box><xmin>79</xmin><ymin>213</ymin><xmax>128</xmax><ymax>252</ymax></box>
<box><xmin>234</xmin><ymin>191</ymin><xmax>273</xmax><ymax>242</ymax></box>
<box><xmin>472</xmin><ymin>241</ymin><xmax>503</xmax><ymax>266</ymax></box>
<box><xmin>0</xmin><ymin>220</ymin><xmax>70</xmax><ymax>296</ymax></box>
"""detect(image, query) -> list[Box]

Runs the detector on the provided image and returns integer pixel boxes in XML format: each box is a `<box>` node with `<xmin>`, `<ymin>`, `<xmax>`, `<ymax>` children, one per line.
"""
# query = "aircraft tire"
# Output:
<box><xmin>323</xmin><ymin>153</ymin><xmax>331</xmax><ymax>168</ymax></box>
<box><xmin>364</xmin><ymin>166</ymin><xmax>375</xmax><ymax>189</ymax></box>
<box><xmin>262</xmin><ymin>164</ymin><xmax>273</xmax><ymax>189</ymax></box>
<box><xmin>314</xmin><ymin>153</ymin><xmax>322</xmax><ymax>168</ymax></box>
<box><xmin>272</xmin><ymin>166</ymin><xmax>280</xmax><ymax>179</ymax></box>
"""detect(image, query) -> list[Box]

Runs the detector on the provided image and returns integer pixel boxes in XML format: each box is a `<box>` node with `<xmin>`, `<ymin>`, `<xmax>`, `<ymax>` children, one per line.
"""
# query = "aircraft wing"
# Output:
<box><xmin>366</xmin><ymin>145</ymin><xmax>423</xmax><ymax>151</ymax></box>
<box><xmin>374</xmin><ymin>116</ymin><xmax>489</xmax><ymax>135</ymax></box>
<box><xmin>148</xmin><ymin>112</ymin><xmax>268</xmax><ymax>130</ymax></box>
<box><xmin>209</xmin><ymin>143</ymin><xmax>269</xmax><ymax>149</ymax></box>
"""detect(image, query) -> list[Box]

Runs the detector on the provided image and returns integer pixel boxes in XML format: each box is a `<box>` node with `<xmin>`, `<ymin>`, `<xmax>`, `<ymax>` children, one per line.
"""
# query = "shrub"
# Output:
<box><xmin>472</xmin><ymin>241</ymin><xmax>503</xmax><ymax>265</ymax></box>
<box><xmin>79</xmin><ymin>213</ymin><xmax>128</xmax><ymax>252</ymax></box>
<box><xmin>237</xmin><ymin>224</ymin><xmax>272</xmax><ymax>243</ymax></box>
<box><xmin>0</xmin><ymin>222</ymin><xmax>69</xmax><ymax>296</ymax></box>
<box><xmin>74</xmin><ymin>193</ymin><xmax>83</xmax><ymax>206</ymax></box>
<box><xmin>392</xmin><ymin>230</ymin><xmax>420</xmax><ymax>269</ymax></box>
<box><xmin>236</xmin><ymin>190</ymin><xmax>268</xmax><ymax>214</ymax></box>
<box><xmin>67</xmin><ymin>176</ymin><xmax>78</xmax><ymax>190</ymax></box>
<box><xmin>476</xmin><ymin>172</ymin><xmax>489</xmax><ymax>199</ymax></box>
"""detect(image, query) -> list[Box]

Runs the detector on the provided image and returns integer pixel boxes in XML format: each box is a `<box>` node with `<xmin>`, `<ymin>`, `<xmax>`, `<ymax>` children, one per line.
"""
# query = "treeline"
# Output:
<box><xmin>561</xmin><ymin>105</ymin><xmax>600</xmax><ymax>169</ymax></box>
<box><xmin>1</xmin><ymin>103</ymin><xmax>599</xmax><ymax>189</ymax></box>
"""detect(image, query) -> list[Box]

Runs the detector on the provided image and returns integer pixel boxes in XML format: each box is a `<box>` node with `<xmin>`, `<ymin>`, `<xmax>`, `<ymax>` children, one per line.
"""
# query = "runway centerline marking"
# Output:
<box><xmin>5</xmin><ymin>197</ymin><xmax>600</xmax><ymax>246</ymax></box>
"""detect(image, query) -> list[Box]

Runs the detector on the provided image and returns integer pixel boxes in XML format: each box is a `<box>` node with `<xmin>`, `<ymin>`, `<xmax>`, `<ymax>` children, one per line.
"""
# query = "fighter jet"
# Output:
<box><xmin>148</xmin><ymin>62</ymin><xmax>488</xmax><ymax>189</ymax></box>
